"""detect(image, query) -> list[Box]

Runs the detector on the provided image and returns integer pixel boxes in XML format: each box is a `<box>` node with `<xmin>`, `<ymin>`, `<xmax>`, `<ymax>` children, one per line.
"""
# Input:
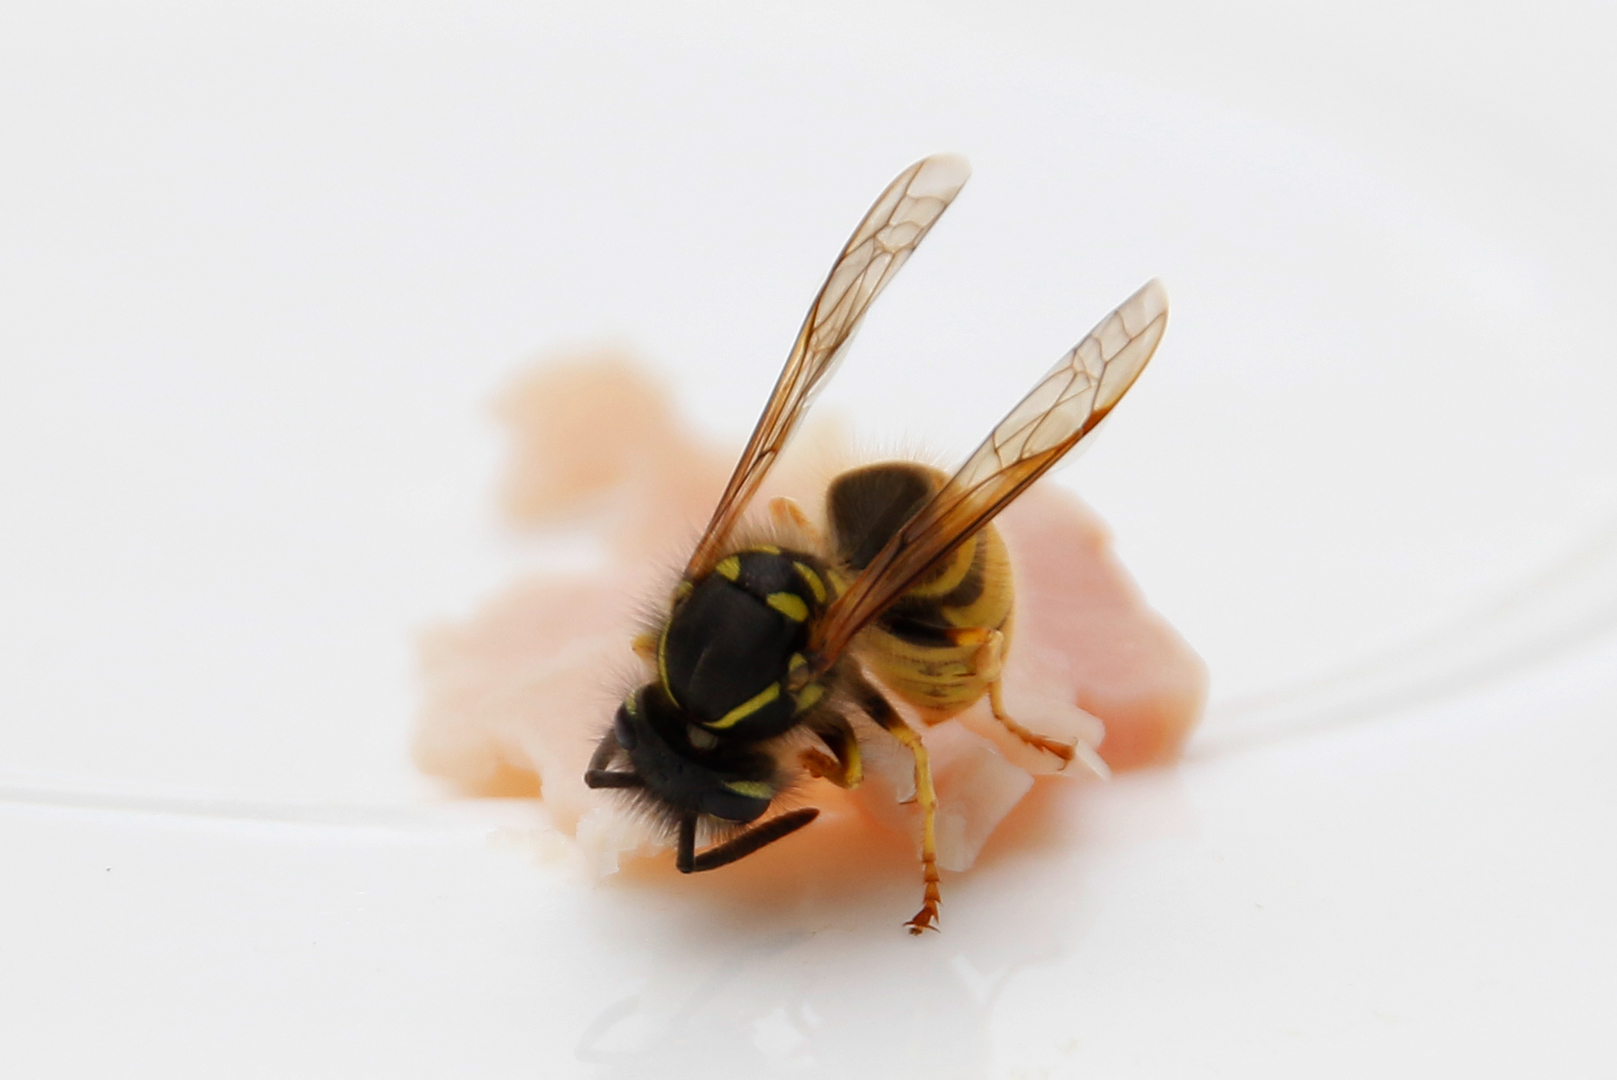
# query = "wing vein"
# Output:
<box><xmin>682</xmin><ymin>154</ymin><xmax>971</xmax><ymax>579</ymax></box>
<box><xmin>808</xmin><ymin>278</ymin><xmax>1170</xmax><ymax>668</ymax></box>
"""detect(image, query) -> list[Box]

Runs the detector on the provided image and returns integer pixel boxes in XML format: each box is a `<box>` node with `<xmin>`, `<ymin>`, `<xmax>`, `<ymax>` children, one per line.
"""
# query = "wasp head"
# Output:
<box><xmin>585</xmin><ymin>684</ymin><xmax>778</xmax><ymax>824</ymax></box>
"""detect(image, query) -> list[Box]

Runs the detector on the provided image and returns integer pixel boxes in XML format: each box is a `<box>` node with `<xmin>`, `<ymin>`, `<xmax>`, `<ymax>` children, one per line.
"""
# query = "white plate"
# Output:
<box><xmin>2</xmin><ymin>3</ymin><xmax>1613</xmax><ymax>1076</ymax></box>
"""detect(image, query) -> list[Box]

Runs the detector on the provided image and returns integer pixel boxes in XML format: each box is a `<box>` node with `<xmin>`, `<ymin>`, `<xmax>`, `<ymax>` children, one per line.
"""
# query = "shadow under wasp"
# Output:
<box><xmin>584</xmin><ymin>153</ymin><xmax>1169</xmax><ymax>933</ymax></box>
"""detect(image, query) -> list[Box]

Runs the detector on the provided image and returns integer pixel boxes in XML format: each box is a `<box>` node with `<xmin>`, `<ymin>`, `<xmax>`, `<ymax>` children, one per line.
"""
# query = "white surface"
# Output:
<box><xmin>2</xmin><ymin>2</ymin><xmax>1615</xmax><ymax>1076</ymax></box>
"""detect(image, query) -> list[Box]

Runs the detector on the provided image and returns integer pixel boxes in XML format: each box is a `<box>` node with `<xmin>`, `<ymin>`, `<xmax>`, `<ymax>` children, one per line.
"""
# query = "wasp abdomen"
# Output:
<box><xmin>827</xmin><ymin>462</ymin><xmax>1014</xmax><ymax>716</ymax></box>
<box><xmin>660</xmin><ymin>547</ymin><xmax>831</xmax><ymax>739</ymax></box>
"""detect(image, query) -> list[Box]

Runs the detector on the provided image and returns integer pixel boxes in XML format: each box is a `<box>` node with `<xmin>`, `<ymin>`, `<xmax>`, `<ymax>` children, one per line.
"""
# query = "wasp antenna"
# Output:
<box><xmin>688</xmin><ymin>808</ymin><xmax>822</xmax><ymax>873</ymax></box>
<box><xmin>676</xmin><ymin>814</ymin><xmax>699</xmax><ymax>874</ymax></box>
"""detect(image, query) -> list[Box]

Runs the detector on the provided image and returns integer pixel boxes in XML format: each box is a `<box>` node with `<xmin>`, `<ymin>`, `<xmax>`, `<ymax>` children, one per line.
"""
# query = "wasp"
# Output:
<box><xmin>584</xmin><ymin>154</ymin><xmax>1168</xmax><ymax>933</ymax></box>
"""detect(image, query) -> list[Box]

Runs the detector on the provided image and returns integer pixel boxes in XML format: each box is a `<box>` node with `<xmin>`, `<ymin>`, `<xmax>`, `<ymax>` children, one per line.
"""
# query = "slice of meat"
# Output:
<box><xmin>414</xmin><ymin>353</ymin><xmax>1207</xmax><ymax>876</ymax></box>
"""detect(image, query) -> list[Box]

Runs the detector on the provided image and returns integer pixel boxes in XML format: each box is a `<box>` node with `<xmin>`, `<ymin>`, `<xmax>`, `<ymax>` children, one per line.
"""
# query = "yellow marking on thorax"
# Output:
<box><xmin>714</xmin><ymin>556</ymin><xmax>741</xmax><ymax>581</ymax></box>
<box><xmin>767</xmin><ymin>591</ymin><xmax>809</xmax><ymax>622</ymax></box>
<box><xmin>708</xmin><ymin>681</ymin><xmax>781</xmax><ymax>729</ymax></box>
<box><xmin>793</xmin><ymin>562</ymin><xmax>827</xmax><ymax>603</ymax></box>
<box><xmin>723</xmin><ymin>779</ymin><xmax>773</xmax><ymax>798</ymax></box>
<box><xmin>793</xmin><ymin>682</ymin><xmax>825</xmax><ymax>711</ymax></box>
<box><xmin>750</xmin><ymin>544</ymin><xmax>781</xmax><ymax>555</ymax></box>
<box><xmin>657</xmin><ymin>626</ymin><xmax>673</xmax><ymax>699</ymax></box>
<box><xmin>658</xmin><ymin>582</ymin><xmax>694</xmax><ymax>698</ymax></box>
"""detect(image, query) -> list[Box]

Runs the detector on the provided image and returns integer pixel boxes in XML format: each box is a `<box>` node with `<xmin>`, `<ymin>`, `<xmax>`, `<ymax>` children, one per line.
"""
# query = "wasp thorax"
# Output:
<box><xmin>658</xmin><ymin>546</ymin><xmax>831</xmax><ymax>740</ymax></box>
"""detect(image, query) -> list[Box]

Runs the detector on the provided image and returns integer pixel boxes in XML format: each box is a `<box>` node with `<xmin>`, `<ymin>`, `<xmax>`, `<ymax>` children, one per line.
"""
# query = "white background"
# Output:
<box><xmin>2</xmin><ymin>2</ymin><xmax>1614</xmax><ymax>1076</ymax></box>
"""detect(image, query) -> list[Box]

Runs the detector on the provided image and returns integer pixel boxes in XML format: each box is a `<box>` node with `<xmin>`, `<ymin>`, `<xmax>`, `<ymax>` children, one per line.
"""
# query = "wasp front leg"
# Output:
<box><xmin>768</xmin><ymin>495</ymin><xmax>825</xmax><ymax>547</ymax></box>
<box><xmin>849</xmin><ymin>670</ymin><xmax>941</xmax><ymax>935</ymax></box>
<box><xmin>801</xmin><ymin>711</ymin><xmax>863</xmax><ymax>789</ymax></box>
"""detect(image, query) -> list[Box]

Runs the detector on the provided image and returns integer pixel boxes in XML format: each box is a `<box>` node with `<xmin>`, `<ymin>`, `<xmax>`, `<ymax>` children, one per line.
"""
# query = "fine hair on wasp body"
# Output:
<box><xmin>583</xmin><ymin>153</ymin><xmax>1169</xmax><ymax>934</ymax></box>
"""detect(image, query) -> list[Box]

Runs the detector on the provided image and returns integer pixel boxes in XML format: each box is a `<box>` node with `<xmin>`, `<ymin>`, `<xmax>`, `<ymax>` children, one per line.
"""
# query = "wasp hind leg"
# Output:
<box><xmin>966</xmin><ymin>629</ymin><xmax>1076</xmax><ymax>767</ymax></box>
<box><xmin>850</xmin><ymin>670</ymin><xmax>941</xmax><ymax>935</ymax></box>
<box><xmin>675</xmin><ymin>808</ymin><xmax>821</xmax><ymax>873</ymax></box>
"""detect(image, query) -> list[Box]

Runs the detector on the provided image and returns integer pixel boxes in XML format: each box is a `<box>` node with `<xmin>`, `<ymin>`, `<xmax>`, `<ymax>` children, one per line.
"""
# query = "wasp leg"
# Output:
<box><xmin>986</xmin><ymin>680</ymin><xmax>1077</xmax><ymax>766</ymax></box>
<box><xmin>584</xmin><ymin>729</ymin><xmax>644</xmax><ymax>788</ymax></box>
<box><xmin>676</xmin><ymin>808</ymin><xmax>821</xmax><ymax>873</ymax></box>
<box><xmin>850</xmin><ymin>670</ymin><xmax>942</xmax><ymax>935</ymax></box>
<box><xmin>968</xmin><ymin>629</ymin><xmax>1076</xmax><ymax>767</ymax></box>
<box><xmin>630</xmin><ymin>632</ymin><xmax>658</xmax><ymax>663</ymax></box>
<box><xmin>802</xmin><ymin>712</ymin><xmax>863</xmax><ymax>788</ymax></box>
<box><xmin>768</xmin><ymin>495</ymin><xmax>824</xmax><ymax>547</ymax></box>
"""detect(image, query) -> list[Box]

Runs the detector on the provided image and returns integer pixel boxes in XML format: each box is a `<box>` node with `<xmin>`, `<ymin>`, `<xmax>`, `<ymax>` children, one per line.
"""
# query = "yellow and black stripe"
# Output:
<box><xmin>827</xmin><ymin>462</ymin><xmax>1013</xmax><ymax>716</ymax></box>
<box><xmin>657</xmin><ymin>546</ymin><xmax>836</xmax><ymax>739</ymax></box>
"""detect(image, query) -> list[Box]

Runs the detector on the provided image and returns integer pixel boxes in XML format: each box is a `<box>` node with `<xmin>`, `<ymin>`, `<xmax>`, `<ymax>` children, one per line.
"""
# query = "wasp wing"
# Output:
<box><xmin>683</xmin><ymin>153</ymin><xmax>971</xmax><ymax>579</ymax></box>
<box><xmin>809</xmin><ymin>278</ymin><xmax>1169</xmax><ymax>667</ymax></box>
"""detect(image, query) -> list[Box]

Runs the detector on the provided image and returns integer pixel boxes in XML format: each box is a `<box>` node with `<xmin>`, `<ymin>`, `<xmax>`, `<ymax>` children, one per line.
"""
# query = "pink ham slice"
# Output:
<box><xmin>415</xmin><ymin>353</ymin><xmax>1207</xmax><ymax>877</ymax></box>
